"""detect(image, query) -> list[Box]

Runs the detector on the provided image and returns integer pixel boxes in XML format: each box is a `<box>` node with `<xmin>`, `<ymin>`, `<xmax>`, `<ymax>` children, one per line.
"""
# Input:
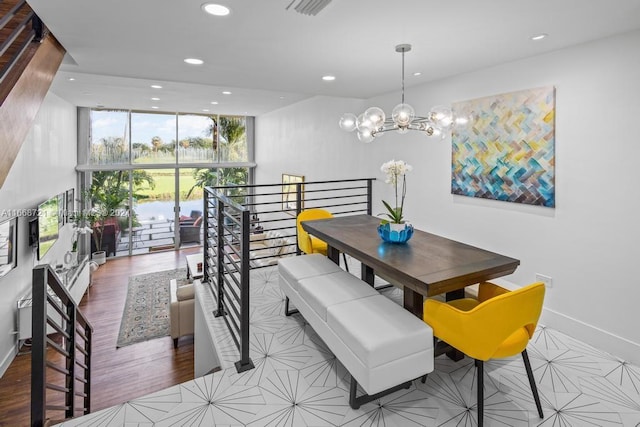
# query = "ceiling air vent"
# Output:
<box><xmin>285</xmin><ymin>0</ymin><xmax>332</xmax><ymax>16</ymax></box>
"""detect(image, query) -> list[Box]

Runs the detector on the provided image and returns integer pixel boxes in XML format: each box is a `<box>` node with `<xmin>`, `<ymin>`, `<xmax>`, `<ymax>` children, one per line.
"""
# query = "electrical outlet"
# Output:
<box><xmin>536</xmin><ymin>273</ymin><xmax>553</xmax><ymax>288</ymax></box>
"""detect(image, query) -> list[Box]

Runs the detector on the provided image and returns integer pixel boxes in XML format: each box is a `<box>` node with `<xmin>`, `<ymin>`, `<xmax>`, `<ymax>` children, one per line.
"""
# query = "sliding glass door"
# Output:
<box><xmin>130</xmin><ymin>168</ymin><xmax>175</xmax><ymax>253</ymax></box>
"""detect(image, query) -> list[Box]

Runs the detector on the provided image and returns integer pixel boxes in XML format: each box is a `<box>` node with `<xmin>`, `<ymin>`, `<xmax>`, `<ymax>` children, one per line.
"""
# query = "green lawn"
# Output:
<box><xmin>136</xmin><ymin>170</ymin><xmax>201</xmax><ymax>201</ymax></box>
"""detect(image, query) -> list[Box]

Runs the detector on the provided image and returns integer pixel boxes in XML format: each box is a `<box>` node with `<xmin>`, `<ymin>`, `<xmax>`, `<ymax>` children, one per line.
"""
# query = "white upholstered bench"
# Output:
<box><xmin>278</xmin><ymin>254</ymin><xmax>434</xmax><ymax>409</ymax></box>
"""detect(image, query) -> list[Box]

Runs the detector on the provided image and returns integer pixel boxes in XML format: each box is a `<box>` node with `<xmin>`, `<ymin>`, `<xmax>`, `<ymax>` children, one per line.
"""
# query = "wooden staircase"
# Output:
<box><xmin>0</xmin><ymin>0</ymin><xmax>65</xmax><ymax>188</ymax></box>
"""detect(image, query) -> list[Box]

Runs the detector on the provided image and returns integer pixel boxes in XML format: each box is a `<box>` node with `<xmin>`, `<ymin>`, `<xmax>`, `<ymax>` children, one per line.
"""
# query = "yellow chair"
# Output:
<box><xmin>423</xmin><ymin>281</ymin><xmax>545</xmax><ymax>427</ymax></box>
<box><xmin>296</xmin><ymin>209</ymin><xmax>349</xmax><ymax>271</ymax></box>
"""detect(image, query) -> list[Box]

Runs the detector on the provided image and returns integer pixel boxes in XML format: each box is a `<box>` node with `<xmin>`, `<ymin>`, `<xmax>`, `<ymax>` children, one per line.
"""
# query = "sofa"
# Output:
<box><xmin>249</xmin><ymin>230</ymin><xmax>293</xmax><ymax>267</ymax></box>
<box><xmin>170</xmin><ymin>278</ymin><xmax>195</xmax><ymax>348</ymax></box>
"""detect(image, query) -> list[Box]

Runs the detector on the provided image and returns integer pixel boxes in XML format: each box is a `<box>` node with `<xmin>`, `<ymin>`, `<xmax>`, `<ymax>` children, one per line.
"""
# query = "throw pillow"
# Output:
<box><xmin>176</xmin><ymin>283</ymin><xmax>195</xmax><ymax>301</ymax></box>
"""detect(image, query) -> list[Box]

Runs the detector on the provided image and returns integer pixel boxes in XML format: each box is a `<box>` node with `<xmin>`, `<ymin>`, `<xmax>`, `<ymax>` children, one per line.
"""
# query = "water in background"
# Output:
<box><xmin>134</xmin><ymin>199</ymin><xmax>203</xmax><ymax>221</ymax></box>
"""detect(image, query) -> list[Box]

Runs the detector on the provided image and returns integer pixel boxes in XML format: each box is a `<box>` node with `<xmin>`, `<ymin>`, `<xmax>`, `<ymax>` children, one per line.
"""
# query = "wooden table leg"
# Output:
<box><xmin>361</xmin><ymin>264</ymin><xmax>374</xmax><ymax>286</ymax></box>
<box><xmin>444</xmin><ymin>289</ymin><xmax>466</xmax><ymax>361</ymax></box>
<box><xmin>403</xmin><ymin>287</ymin><xmax>424</xmax><ymax>318</ymax></box>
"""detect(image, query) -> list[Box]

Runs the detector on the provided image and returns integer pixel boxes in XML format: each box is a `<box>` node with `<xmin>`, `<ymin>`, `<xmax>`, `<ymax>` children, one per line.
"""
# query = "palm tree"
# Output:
<box><xmin>219</xmin><ymin>117</ymin><xmax>245</xmax><ymax>146</ymax></box>
<box><xmin>186</xmin><ymin>167</ymin><xmax>248</xmax><ymax>200</ymax></box>
<box><xmin>187</xmin><ymin>116</ymin><xmax>248</xmax><ymax>198</ymax></box>
<box><xmin>151</xmin><ymin>136</ymin><xmax>163</xmax><ymax>152</ymax></box>
<box><xmin>205</xmin><ymin>116</ymin><xmax>246</xmax><ymax>160</ymax></box>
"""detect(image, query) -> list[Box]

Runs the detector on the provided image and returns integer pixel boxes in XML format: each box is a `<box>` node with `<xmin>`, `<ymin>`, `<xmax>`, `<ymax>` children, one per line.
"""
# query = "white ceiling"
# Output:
<box><xmin>27</xmin><ymin>0</ymin><xmax>640</xmax><ymax>116</ymax></box>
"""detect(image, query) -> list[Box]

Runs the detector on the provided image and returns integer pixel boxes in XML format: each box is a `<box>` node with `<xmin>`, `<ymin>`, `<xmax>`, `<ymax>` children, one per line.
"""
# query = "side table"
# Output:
<box><xmin>186</xmin><ymin>253</ymin><xmax>204</xmax><ymax>280</ymax></box>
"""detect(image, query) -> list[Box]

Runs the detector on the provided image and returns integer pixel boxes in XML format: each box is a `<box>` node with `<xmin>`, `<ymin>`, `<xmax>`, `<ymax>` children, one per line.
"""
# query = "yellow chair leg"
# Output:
<box><xmin>476</xmin><ymin>359</ymin><xmax>484</xmax><ymax>427</ymax></box>
<box><xmin>522</xmin><ymin>349</ymin><xmax>544</xmax><ymax>418</ymax></box>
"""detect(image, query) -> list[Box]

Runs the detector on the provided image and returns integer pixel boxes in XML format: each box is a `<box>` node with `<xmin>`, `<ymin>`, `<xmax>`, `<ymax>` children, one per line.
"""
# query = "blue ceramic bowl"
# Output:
<box><xmin>377</xmin><ymin>222</ymin><xmax>414</xmax><ymax>244</ymax></box>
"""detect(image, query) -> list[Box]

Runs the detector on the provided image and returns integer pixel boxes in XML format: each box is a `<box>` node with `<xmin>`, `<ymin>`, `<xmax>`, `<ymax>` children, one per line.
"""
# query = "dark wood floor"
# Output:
<box><xmin>0</xmin><ymin>248</ymin><xmax>201</xmax><ymax>426</ymax></box>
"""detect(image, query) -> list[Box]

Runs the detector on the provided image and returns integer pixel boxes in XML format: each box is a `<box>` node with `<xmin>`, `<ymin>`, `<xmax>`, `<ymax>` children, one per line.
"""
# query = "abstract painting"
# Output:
<box><xmin>451</xmin><ymin>86</ymin><xmax>555</xmax><ymax>207</ymax></box>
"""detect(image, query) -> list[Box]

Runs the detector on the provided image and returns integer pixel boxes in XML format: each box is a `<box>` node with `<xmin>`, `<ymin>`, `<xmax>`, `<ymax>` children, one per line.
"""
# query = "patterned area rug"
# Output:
<box><xmin>116</xmin><ymin>267</ymin><xmax>188</xmax><ymax>348</ymax></box>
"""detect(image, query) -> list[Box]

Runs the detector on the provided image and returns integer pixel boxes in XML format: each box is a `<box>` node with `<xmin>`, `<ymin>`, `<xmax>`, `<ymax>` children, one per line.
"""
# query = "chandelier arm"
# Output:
<box><xmin>373</xmin><ymin>126</ymin><xmax>396</xmax><ymax>135</ymax></box>
<box><xmin>410</xmin><ymin>116</ymin><xmax>431</xmax><ymax>123</ymax></box>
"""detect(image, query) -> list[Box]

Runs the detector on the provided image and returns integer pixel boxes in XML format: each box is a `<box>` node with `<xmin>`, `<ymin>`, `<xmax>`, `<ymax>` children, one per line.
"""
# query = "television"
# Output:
<box><xmin>37</xmin><ymin>195</ymin><xmax>60</xmax><ymax>260</ymax></box>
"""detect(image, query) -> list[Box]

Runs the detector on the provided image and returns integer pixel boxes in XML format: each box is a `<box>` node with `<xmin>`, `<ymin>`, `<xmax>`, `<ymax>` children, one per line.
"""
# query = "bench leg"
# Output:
<box><xmin>342</xmin><ymin>253</ymin><xmax>350</xmax><ymax>272</ymax></box>
<box><xmin>349</xmin><ymin>375</ymin><xmax>412</xmax><ymax>410</ymax></box>
<box><xmin>284</xmin><ymin>297</ymin><xmax>299</xmax><ymax>316</ymax></box>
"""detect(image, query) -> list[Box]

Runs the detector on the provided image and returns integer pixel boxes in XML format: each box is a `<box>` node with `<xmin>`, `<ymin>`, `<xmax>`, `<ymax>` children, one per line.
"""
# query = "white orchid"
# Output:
<box><xmin>381</xmin><ymin>160</ymin><xmax>413</xmax><ymax>185</ymax></box>
<box><xmin>71</xmin><ymin>220</ymin><xmax>93</xmax><ymax>252</ymax></box>
<box><xmin>379</xmin><ymin>160</ymin><xmax>412</xmax><ymax>224</ymax></box>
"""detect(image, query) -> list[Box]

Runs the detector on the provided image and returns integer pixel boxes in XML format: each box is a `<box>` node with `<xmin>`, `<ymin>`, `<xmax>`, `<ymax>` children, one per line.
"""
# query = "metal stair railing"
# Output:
<box><xmin>203</xmin><ymin>178</ymin><xmax>374</xmax><ymax>373</ymax></box>
<box><xmin>0</xmin><ymin>0</ymin><xmax>46</xmax><ymax>86</ymax></box>
<box><xmin>31</xmin><ymin>265</ymin><xmax>93</xmax><ymax>427</ymax></box>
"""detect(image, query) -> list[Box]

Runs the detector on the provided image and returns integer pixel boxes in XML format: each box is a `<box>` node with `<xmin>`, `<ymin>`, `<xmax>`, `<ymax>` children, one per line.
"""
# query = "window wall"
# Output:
<box><xmin>79</xmin><ymin>109</ymin><xmax>254</xmax><ymax>257</ymax></box>
<box><xmin>131</xmin><ymin>112</ymin><xmax>177</xmax><ymax>164</ymax></box>
<box><xmin>177</xmin><ymin>115</ymin><xmax>215</xmax><ymax>163</ymax></box>
<box><xmin>89</xmin><ymin>110</ymin><xmax>130</xmax><ymax>164</ymax></box>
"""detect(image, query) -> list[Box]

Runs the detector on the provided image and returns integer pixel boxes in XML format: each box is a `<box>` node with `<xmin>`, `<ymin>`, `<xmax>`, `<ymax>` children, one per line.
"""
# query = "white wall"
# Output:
<box><xmin>255</xmin><ymin>30</ymin><xmax>640</xmax><ymax>364</ymax></box>
<box><xmin>256</xmin><ymin>96</ymin><xmax>374</xmax><ymax>183</ymax></box>
<box><xmin>0</xmin><ymin>92</ymin><xmax>77</xmax><ymax>375</ymax></box>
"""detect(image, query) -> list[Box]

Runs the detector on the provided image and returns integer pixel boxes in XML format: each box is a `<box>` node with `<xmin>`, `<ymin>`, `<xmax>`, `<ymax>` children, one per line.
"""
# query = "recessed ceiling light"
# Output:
<box><xmin>279</xmin><ymin>96</ymin><xmax>285</xmax><ymax>100</ymax></box>
<box><xmin>151</xmin><ymin>106</ymin><xmax>159</xmax><ymax>109</ymax></box>
<box><xmin>211</xmin><ymin>101</ymin><xmax>219</xmax><ymax>104</ymax></box>
<box><xmin>96</xmin><ymin>104</ymin><xmax>104</xmax><ymax>108</ymax></box>
<box><xmin>202</xmin><ymin>3</ymin><xmax>230</xmax><ymax>16</ymax></box>
<box><xmin>413</xmin><ymin>72</ymin><xmax>422</xmax><ymax>76</ymax></box>
<box><xmin>184</xmin><ymin>58</ymin><xmax>204</xmax><ymax>65</ymax></box>
<box><xmin>531</xmin><ymin>33</ymin><xmax>547</xmax><ymax>41</ymax></box>
<box><xmin>151</xmin><ymin>97</ymin><xmax>160</xmax><ymax>101</ymax></box>
<box><xmin>322</xmin><ymin>75</ymin><xmax>336</xmax><ymax>81</ymax></box>
<box><xmin>68</xmin><ymin>77</ymin><xmax>75</xmax><ymax>81</ymax></box>
<box><xmin>151</xmin><ymin>85</ymin><xmax>163</xmax><ymax>89</ymax></box>
<box><xmin>202</xmin><ymin>109</ymin><xmax>210</xmax><ymax>112</ymax></box>
<box><xmin>222</xmin><ymin>91</ymin><xmax>232</xmax><ymax>95</ymax></box>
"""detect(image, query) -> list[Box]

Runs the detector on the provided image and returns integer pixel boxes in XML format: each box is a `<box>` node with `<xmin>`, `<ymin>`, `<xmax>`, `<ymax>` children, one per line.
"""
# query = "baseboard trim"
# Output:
<box><xmin>0</xmin><ymin>343</ymin><xmax>17</xmax><ymax>378</ymax></box>
<box><xmin>487</xmin><ymin>277</ymin><xmax>640</xmax><ymax>366</ymax></box>
<box><xmin>540</xmin><ymin>306</ymin><xmax>640</xmax><ymax>366</ymax></box>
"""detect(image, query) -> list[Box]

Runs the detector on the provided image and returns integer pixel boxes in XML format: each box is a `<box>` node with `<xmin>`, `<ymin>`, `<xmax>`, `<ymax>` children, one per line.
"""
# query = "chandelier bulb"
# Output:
<box><xmin>339</xmin><ymin>113</ymin><xmax>358</xmax><ymax>132</ymax></box>
<box><xmin>392</xmin><ymin>103</ymin><xmax>415</xmax><ymax>127</ymax></box>
<box><xmin>363</xmin><ymin>107</ymin><xmax>386</xmax><ymax>129</ymax></box>
<box><xmin>357</xmin><ymin>129</ymin><xmax>375</xmax><ymax>143</ymax></box>
<box><xmin>429</xmin><ymin>105</ymin><xmax>454</xmax><ymax>130</ymax></box>
<box><xmin>356</xmin><ymin>113</ymin><xmax>374</xmax><ymax>132</ymax></box>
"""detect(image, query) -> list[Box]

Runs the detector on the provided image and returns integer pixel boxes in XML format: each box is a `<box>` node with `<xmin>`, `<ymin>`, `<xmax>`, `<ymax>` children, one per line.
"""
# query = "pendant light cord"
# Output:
<box><xmin>401</xmin><ymin>49</ymin><xmax>405</xmax><ymax>105</ymax></box>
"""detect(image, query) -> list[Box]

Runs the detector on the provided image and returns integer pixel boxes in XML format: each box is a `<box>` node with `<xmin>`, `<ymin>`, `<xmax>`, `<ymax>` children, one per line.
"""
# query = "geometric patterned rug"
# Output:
<box><xmin>62</xmin><ymin>262</ymin><xmax>640</xmax><ymax>426</ymax></box>
<box><xmin>116</xmin><ymin>267</ymin><xmax>187</xmax><ymax>348</ymax></box>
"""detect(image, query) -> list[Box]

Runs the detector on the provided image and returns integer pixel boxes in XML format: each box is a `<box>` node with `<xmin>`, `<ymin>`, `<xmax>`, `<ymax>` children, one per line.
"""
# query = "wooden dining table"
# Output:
<box><xmin>301</xmin><ymin>214</ymin><xmax>520</xmax><ymax>318</ymax></box>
